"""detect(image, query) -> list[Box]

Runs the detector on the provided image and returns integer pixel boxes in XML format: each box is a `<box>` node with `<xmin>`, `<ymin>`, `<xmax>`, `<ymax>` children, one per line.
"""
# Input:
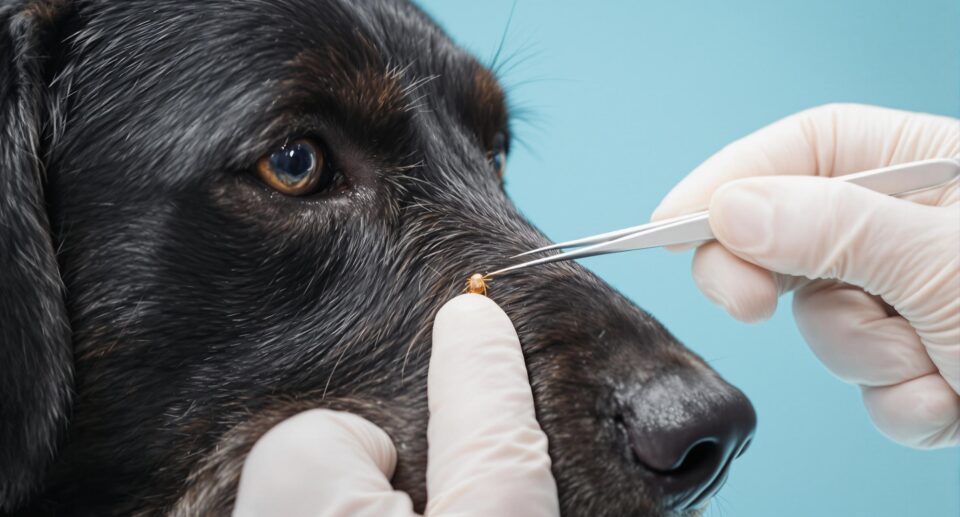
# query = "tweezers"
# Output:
<box><xmin>487</xmin><ymin>157</ymin><xmax>960</xmax><ymax>277</ymax></box>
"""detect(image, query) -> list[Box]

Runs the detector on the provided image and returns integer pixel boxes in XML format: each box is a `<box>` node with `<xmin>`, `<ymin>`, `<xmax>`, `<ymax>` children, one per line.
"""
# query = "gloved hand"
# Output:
<box><xmin>233</xmin><ymin>294</ymin><xmax>559</xmax><ymax>516</ymax></box>
<box><xmin>652</xmin><ymin>103</ymin><xmax>960</xmax><ymax>449</ymax></box>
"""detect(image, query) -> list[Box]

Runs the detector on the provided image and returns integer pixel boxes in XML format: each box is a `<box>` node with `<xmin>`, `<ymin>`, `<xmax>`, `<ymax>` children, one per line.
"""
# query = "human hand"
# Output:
<box><xmin>652</xmin><ymin>103</ymin><xmax>959</xmax><ymax>448</ymax></box>
<box><xmin>233</xmin><ymin>294</ymin><xmax>559</xmax><ymax>516</ymax></box>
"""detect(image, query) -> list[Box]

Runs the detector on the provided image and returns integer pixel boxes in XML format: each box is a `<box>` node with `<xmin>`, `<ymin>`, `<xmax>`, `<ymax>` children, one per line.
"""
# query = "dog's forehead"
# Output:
<box><xmin>57</xmin><ymin>0</ymin><xmax>504</xmax><ymax>188</ymax></box>
<box><xmin>72</xmin><ymin>0</ymin><xmax>471</xmax><ymax>73</ymax></box>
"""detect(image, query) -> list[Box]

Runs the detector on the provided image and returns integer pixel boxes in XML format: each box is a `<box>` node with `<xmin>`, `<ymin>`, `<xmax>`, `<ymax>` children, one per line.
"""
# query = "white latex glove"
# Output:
<box><xmin>652</xmin><ymin>103</ymin><xmax>960</xmax><ymax>449</ymax></box>
<box><xmin>233</xmin><ymin>294</ymin><xmax>559</xmax><ymax>517</ymax></box>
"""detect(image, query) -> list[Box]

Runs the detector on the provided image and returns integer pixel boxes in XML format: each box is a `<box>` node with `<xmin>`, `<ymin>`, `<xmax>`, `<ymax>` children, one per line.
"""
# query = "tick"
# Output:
<box><xmin>464</xmin><ymin>273</ymin><xmax>490</xmax><ymax>296</ymax></box>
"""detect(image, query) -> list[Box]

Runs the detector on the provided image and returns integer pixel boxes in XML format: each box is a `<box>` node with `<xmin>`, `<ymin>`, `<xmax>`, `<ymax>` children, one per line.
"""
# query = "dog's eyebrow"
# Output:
<box><xmin>472</xmin><ymin>66</ymin><xmax>505</xmax><ymax>114</ymax></box>
<box><xmin>461</xmin><ymin>64</ymin><xmax>509</xmax><ymax>151</ymax></box>
<box><xmin>275</xmin><ymin>46</ymin><xmax>507</xmax><ymax>163</ymax></box>
<box><xmin>277</xmin><ymin>47</ymin><xmax>420</xmax><ymax>159</ymax></box>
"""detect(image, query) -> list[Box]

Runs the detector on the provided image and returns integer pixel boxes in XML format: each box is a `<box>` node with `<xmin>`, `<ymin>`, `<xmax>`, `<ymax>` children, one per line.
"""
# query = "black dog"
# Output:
<box><xmin>0</xmin><ymin>1</ymin><xmax>756</xmax><ymax>515</ymax></box>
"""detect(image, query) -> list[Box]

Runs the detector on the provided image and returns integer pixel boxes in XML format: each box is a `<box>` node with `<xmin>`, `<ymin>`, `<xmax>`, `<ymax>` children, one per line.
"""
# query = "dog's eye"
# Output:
<box><xmin>491</xmin><ymin>131</ymin><xmax>507</xmax><ymax>179</ymax></box>
<box><xmin>256</xmin><ymin>139</ymin><xmax>330</xmax><ymax>196</ymax></box>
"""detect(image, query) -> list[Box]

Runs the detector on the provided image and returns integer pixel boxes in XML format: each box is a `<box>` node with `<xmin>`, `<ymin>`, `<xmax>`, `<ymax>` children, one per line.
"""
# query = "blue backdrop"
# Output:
<box><xmin>418</xmin><ymin>2</ymin><xmax>959</xmax><ymax>516</ymax></box>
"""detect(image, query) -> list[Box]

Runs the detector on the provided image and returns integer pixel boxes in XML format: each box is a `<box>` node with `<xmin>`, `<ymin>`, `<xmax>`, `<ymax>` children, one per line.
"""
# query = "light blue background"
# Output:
<box><xmin>418</xmin><ymin>2</ymin><xmax>959</xmax><ymax>516</ymax></box>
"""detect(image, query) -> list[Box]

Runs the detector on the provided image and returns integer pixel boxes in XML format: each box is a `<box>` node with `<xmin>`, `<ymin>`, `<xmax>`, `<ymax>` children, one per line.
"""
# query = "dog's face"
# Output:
<box><xmin>0</xmin><ymin>1</ymin><xmax>755</xmax><ymax>515</ymax></box>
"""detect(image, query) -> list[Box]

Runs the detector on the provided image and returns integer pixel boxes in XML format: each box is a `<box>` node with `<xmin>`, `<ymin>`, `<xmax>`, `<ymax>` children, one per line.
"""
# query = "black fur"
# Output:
<box><xmin>0</xmin><ymin>1</ymin><xmax>72</xmax><ymax>508</ymax></box>
<box><xmin>0</xmin><ymin>1</ymin><xmax>751</xmax><ymax>515</ymax></box>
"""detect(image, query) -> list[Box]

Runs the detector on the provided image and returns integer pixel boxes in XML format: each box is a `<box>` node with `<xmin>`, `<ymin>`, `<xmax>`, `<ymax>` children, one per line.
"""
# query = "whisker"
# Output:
<box><xmin>489</xmin><ymin>0</ymin><xmax>519</xmax><ymax>72</ymax></box>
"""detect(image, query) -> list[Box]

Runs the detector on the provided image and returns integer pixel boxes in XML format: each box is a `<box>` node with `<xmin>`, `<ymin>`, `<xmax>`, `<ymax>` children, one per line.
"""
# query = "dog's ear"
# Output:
<box><xmin>0</xmin><ymin>2</ymin><xmax>72</xmax><ymax>511</ymax></box>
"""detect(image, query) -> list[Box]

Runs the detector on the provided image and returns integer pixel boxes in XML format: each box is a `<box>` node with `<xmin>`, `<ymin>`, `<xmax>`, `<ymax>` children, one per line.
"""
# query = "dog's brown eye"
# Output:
<box><xmin>492</xmin><ymin>149</ymin><xmax>506</xmax><ymax>179</ymax></box>
<box><xmin>256</xmin><ymin>139</ymin><xmax>329</xmax><ymax>196</ymax></box>
<box><xmin>491</xmin><ymin>131</ymin><xmax>507</xmax><ymax>179</ymax></box>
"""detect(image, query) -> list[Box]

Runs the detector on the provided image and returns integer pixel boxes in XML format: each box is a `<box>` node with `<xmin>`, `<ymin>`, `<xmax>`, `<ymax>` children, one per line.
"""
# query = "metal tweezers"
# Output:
<box><xmin>487</xmin><ymin>157</ymin><xmax>960</xmax><ymax>277</ymax></box>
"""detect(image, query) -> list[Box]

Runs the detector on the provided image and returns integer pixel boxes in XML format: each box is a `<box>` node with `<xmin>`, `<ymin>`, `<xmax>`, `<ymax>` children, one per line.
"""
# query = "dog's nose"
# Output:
<box><xmin>617</xmin><ymin>370</ymin><xmax>756</xmax><ymax>510</ymax></box>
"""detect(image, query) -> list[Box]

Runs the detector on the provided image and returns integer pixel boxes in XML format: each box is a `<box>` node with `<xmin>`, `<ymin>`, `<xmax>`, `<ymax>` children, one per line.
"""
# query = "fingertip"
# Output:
<box><xmin>725</xmin><ymin>292</ymin><xmax>778</xmax><ymax>324</ymax></box>
<box><xmin>429</xmin><ymin>293</ymin><xmax>525</xmax><ymax>409</ymax></box>
<box><xmin>651</xmin><ymin>180</ymin><xmax>713</xmax><ymax>224</ymax></box>
<box><xmin>436</xmin><ymin>292</ymin><xmax>498</xmax><ymax>317</ymax></box>
<box><xmin>329</xmin><ymin>411</ymin><xmax>399</xmax><ymax>477</ymax></box>
<box><xmin>433</xmin><ymin>294</ymin><xmax>515</xmax><ymax>355</ymax></box>
<box><xmin>236</xmin><ymin>410</ymin><xmax>407</xmax><ymax>517</ymax></box>
<box><xmin>706</xmin><ymin>179</ymin><xmax>780</xmax><ymax>260</ymax></box>
<box><xmin>862</xmin><ymin>375</ymin><xmax>960</xmax><ymax>448</ymax></box>
<box><xmin>247</xmin><ymin>410</ymin><xmax>398</xmax><ymax>478</ymax></box>
<box><xmin>650</xmin><ymin>196</ymin><xmax>689</xmax><ymax>223</ymax></box>
<box><xmin>708</xmin><ymin>179</ymin><xmax>739</xmax><ymax>208</ymax></box>
<box><xmin>649</xmin><ymin>189</ymin><xmax>701</xmax><ymax>251</ymax></box>
<box><xmin>692</xmin><ymin>242</ymin><xmax>778</xmax><ymax>323</ymax></box>
<box><xmin>652</xmin><ymin>141</ymin><xmax>758</xmax><ymax>224</ymax></box>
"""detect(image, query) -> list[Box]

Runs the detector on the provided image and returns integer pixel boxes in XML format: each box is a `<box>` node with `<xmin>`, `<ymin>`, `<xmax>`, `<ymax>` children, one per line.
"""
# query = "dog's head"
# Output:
<box><xmin>0</xmin><ymin>1</ymin><xmax>755</xmax><ymax>515</ymax></box>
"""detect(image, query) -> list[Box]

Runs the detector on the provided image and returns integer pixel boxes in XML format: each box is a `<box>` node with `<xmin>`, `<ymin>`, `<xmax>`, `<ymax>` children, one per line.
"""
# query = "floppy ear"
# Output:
<box><xmin>0</xmin><ymin>3</ymin><xmax>72</xmax><ymax>511</ymax></box>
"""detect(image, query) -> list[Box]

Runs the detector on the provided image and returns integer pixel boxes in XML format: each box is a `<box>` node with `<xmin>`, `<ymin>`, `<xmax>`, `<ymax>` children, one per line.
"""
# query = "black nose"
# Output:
<box><xmin>617</xmin><ymin>370</ymin><xmax>756</xmax><ymax>511</ymax></box>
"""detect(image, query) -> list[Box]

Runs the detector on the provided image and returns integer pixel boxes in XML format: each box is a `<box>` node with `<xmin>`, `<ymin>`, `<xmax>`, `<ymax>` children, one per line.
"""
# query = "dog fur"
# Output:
<box><xmin>0</xmin><ymin>1</ymin><xmax>752</xmax><ymax>515</ymax></box>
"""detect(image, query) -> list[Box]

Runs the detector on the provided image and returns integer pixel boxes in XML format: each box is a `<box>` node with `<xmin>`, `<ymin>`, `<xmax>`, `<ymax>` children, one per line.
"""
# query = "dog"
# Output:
<box><xmin>0</xmin><ymin>0</ymin><xmax>756</xmax><ymax>515</ymax></box>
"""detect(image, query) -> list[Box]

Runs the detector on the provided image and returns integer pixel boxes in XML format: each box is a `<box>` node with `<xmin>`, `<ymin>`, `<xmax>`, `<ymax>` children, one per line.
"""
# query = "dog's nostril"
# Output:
<box><xmin>663</xmin><ymin>439</ymin><xmax>721</xmax><ymax>475</ymax></box>
<box><xmin>612</xmin><ymin>411</ymin><xmax>626</xmax><ymax>427</ymax></box>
